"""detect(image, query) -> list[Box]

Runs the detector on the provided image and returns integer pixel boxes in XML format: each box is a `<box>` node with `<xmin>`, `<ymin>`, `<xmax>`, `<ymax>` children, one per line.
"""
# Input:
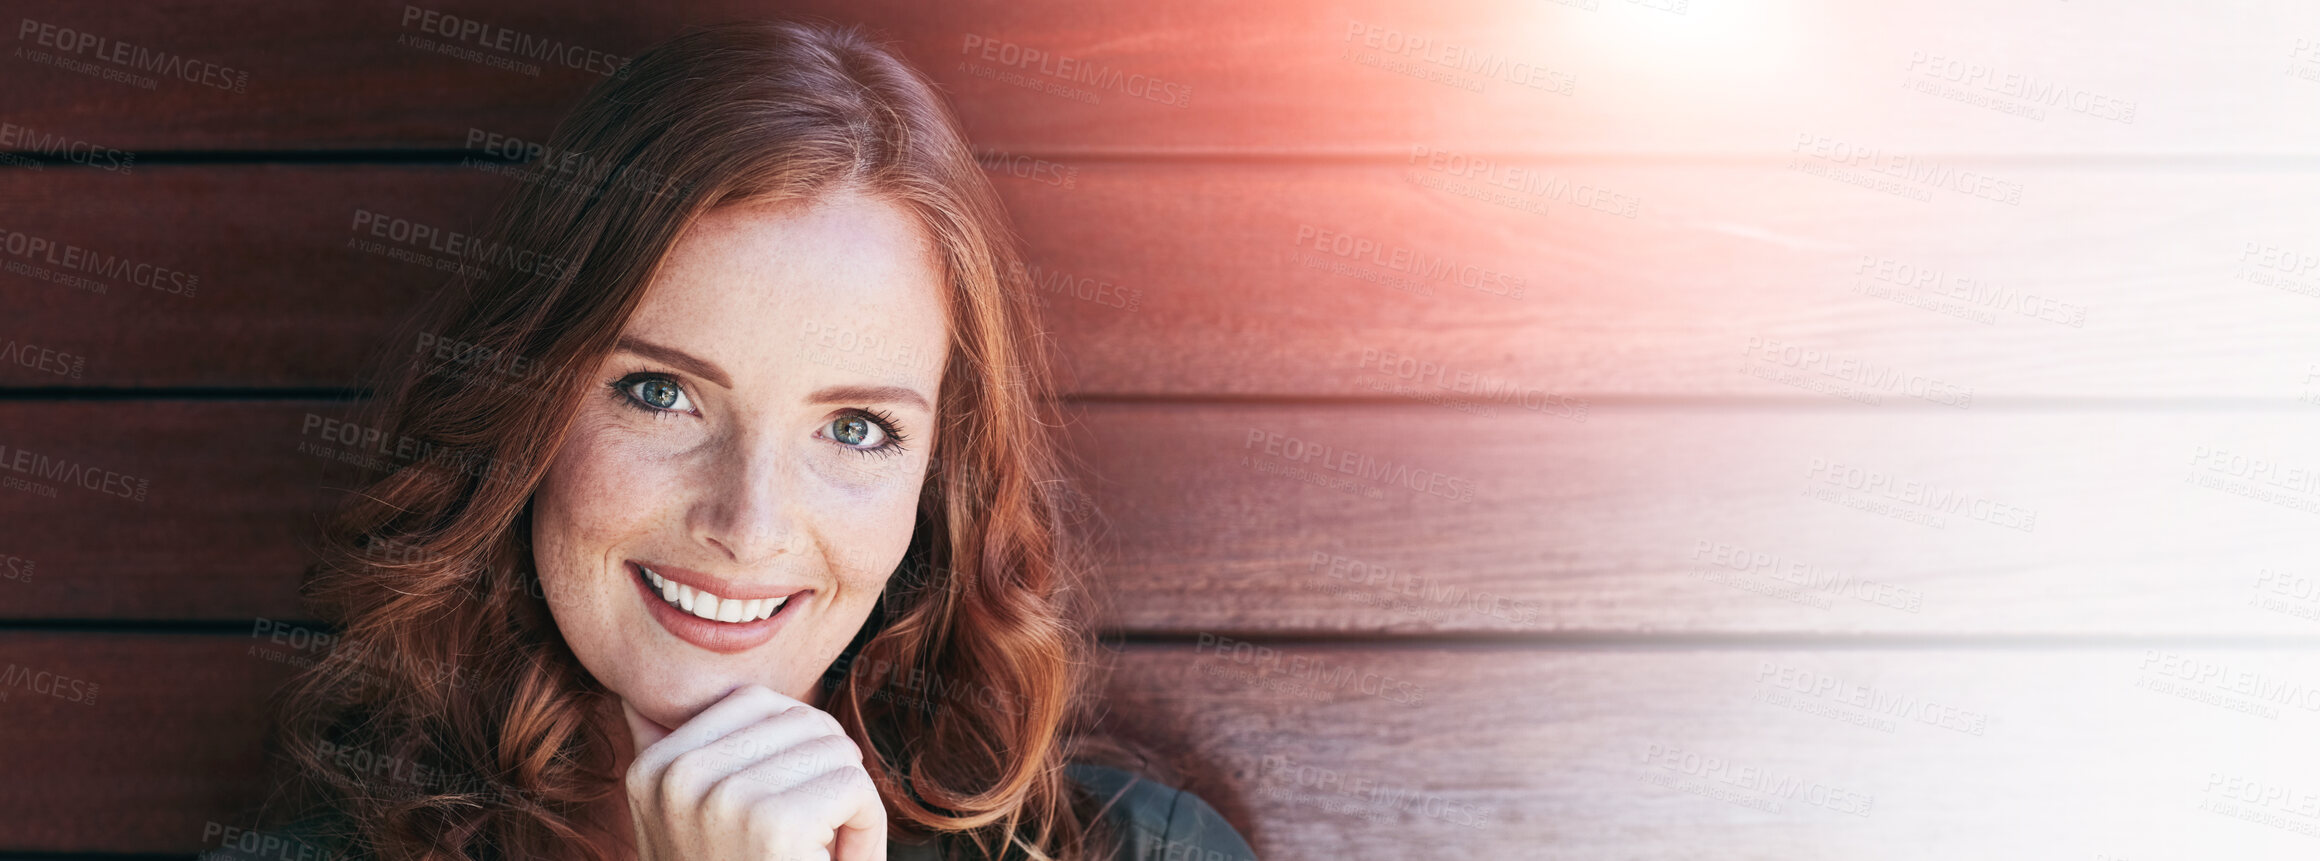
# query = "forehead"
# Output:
<box><xmin>628</xmin><ymin>191</ymin><xmax>950</xmax><ymax>394</ymax></box>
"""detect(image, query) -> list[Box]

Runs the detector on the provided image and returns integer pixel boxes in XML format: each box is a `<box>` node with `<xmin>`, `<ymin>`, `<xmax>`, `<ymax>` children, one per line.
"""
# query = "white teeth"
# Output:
<box><xmin>642</xmin><ymin>564</ymin><xmax>791</xmax><ymax>623</ymax></box>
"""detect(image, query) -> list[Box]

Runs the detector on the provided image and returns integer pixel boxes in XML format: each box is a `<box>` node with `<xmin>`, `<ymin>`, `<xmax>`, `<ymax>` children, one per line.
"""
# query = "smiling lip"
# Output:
<box><xmin>628</xmin><ymin>561</ymin><xmax>810</xmax><ymax>654</ymax></box>
<box><xmin>640</xmin><ymin>561</ymin><xmax>811</xmax><ymax>602</ymax></box>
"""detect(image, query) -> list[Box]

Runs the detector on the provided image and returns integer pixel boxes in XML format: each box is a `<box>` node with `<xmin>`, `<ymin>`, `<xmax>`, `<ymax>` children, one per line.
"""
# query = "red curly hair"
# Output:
<box><xmin>257</xmin><ymin>19</ymin><xmax>1125</xmax><ymax>861</ymax></box>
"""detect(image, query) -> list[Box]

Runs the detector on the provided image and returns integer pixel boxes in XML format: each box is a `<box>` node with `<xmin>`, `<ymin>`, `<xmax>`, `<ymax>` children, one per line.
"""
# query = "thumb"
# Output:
<box><xmin>833</xmin><ymin>768</ymin><xmax>889</xmax><ymax>861</ymax></box>
<box><xmin>833</xmin><ymin>810</ymin><xmax>888</xmax><ymax>861</ymax></box>
<box><xmin>620</xmin><ymin>698</ymin><xmax>674</xmax><ymax>759</ymax></box>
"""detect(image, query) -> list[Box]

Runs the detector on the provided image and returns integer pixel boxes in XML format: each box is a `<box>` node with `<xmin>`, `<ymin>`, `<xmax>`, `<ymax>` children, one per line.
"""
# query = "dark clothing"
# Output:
<box><xmin>890</xmin><ymin>763</ymin><xmax>1257</xmax><ymax>861</ymax></box>
<box><xmin>201</xmin><ymin>762</ymin><xmax>1255</xmax><ymax>861</ymax></box>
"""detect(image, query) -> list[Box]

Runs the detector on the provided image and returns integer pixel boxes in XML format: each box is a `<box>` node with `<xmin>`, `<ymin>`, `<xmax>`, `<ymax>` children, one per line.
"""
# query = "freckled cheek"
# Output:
<box><xmin>541</xmin><ymin>430</ymin><xmax>692</xmax><ymax>594</ymax></box>
<box><xmin>802</xmin><ymin>461</ymin><xmax>926</xmax><ymax>597</ymax></box>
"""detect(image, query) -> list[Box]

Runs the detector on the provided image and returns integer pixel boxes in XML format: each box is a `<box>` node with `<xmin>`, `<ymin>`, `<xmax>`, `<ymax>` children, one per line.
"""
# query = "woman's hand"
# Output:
<box><xmin>623</xmin><ymin>685</ymin><xmax>887</xmax><ymax>861</ymax></box>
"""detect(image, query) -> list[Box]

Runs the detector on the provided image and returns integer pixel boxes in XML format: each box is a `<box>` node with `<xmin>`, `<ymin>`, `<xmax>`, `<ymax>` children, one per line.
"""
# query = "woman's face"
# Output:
<box><xmin>531</xmin><ymin>189</ymin><xmax>948</xmax><ymax>734</ymax></box>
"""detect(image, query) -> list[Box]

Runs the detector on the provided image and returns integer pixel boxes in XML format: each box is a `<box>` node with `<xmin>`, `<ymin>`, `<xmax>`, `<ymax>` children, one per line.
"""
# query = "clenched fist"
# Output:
<box><xmin>623</xmin><ymin>685</ymin><xmax>887</xmax><ymax>861</ymax></box>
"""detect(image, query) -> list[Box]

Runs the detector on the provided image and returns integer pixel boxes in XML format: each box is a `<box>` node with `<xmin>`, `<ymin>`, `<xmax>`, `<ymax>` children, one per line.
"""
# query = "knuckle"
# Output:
<box><xmin>700</xmin><ymin>774</ymin><xmax>754</xmax><ymax>817</ymax></box>
<box><xmin>831</xmin><ymin>765</ymin><xmax>880</xmax><ymax>803</ymax></box>
<box><xmin>661</xmin><ymin>750</ymin><xmax>715</xmax><ymax>793</ymax></box>
<box><xmin>815</xmin><ymin>733</ymin><xmax>865</xmax><ymax>763</ymax></box>
<box><xmin>650</xmin><ymin>768</ymin><xmax>684</xmax><ymax>804</ymax></box>
<box><xmin>625</xmin><ymin>782</ymin><xmax>659</xmax><ymax>816</ymax></box>
<box><xmin>778</xmin><ymin>736</ymin><xmax>842</xmax><ymax>774</ymax></box>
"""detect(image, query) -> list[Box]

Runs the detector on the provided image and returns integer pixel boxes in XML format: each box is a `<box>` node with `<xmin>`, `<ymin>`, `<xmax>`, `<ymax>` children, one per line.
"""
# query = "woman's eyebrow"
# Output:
<box><xmin>810</xmin><ymin>384</ymin><xmax>930</xmax><ymax>411</ymax></box>
<box><xmin>616</xmin><ymin>337</ymin><xmax>929</xmax><ymax>409</ymax></box>
<box><xmin>615</xmin><ymin>336</ymin><xmax>732</xmax><ymax>389</ymax></box>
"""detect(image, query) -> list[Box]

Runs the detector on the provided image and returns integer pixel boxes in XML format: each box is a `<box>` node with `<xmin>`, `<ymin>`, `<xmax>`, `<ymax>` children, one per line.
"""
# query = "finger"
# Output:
<box><xmin>833</xmin><ymin>823</ymin><xmax>885</xmax><ymax>861</ymax></box>
<box><xmin>621</xmin><ymin>698</ymin><xmax>675</xmax><ymax>759</ymax></box>
<box><xmin>739</xmin><ymin>766</ymin><xmax>883</xmax><ymax>861</ymax></box>
<box><xmin>721</xmin><ymin>732</ymin><xmax>865</xmax><ymax>796</ymax></box>
<box><xmin>632</xmin><ymin>685</ymin><xmax>809</xmax><ymax>774</ymax></box>
<box><xmin>828</xmin><ymin>768</ymin><xmax>888</xmax><ymax>861</ymax></box>
<box><xmin>696</xmin><ymin>712</ymin><xmax>853</xmax><ymax>784</ymax></box>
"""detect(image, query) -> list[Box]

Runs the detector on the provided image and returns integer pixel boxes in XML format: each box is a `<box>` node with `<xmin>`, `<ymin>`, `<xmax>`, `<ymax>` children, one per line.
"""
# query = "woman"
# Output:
<box><xmin>224</xmin><ymin>20</ymin><xmax>1255</xmax><ymax>861</ymax></box>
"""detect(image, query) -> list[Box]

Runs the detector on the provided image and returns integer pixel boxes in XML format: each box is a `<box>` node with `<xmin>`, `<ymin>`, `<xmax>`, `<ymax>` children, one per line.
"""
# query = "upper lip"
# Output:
<box><xmin>632</xmin><ymin>560</ymin><xmax>812</xmax><ymax>602</ymax></box>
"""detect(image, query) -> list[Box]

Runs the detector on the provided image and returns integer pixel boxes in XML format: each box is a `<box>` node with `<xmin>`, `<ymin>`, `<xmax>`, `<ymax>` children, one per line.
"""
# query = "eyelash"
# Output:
<box><xmin>603</xmin><ymin>371</ymin><xmax>911</xmax><ymax>458</ymax></box>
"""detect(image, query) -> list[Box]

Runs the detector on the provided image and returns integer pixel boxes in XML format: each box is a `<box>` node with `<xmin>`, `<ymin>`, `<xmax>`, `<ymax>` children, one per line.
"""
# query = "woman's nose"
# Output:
<box><xmin>690</xmin><ymin>439</ymin><xmax>799</xmax><ymax>565</ymax></box>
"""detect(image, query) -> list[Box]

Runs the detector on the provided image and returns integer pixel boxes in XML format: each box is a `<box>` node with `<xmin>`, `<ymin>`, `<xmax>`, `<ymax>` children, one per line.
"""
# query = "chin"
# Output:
<box><xmin>616</xmin><ymin>646</ymin><xmax>819</xmax><ymax>727</ymax></box>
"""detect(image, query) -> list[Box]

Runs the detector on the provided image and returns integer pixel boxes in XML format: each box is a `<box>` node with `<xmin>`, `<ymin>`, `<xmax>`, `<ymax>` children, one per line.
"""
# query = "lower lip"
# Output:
<box><xmin>629</xmin><ymin>562</ymin><xmax>805</xmax><ymax>655</ymax></box>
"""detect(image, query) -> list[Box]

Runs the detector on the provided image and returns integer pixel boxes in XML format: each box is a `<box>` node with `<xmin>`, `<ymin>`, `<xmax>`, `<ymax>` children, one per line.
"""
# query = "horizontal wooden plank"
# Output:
<box><xmin>15</xmin><ymin>635</ymin><xmax>2320</xmax><ymax>857</ymax></box>
<box><xmin>8</xmin><ymin>163</ymin><xmax>2320</xmax><ymax>397</ymax></box>
<box><xmin>0</xmin><ymin>165</ymin><xmax>493</xmax><ymax>388</ymax></box>
<box><xmin>1103</xmin><ymin>644</ymin><xmax>2320</xmax><ymax>860</ymax></box>
<box><xmin>10</xmin><ymin>401</ymin><xmax>2320</xmax><ymax>636</ymax></box>
<box><xmin>1080</xmin><ymin>403</ymin><xmax>2320</xmax><ymax>636</ymax></box>
<box><xmin>1014</xmin><ymin>162</ymin><xmax>2320</xmax><ymax>400</ymax></box>
<box><xmin>0</xmin><ymin>634</ymin><xmax>297</xmax><ymax>853</ymax></box>
<box><xmin>0</xmin><ymin>401</ymin><xmax>334</xmax><ymax>620</ymax></box>
<box><xmin>2</xmin><ymin>0</ymin><xmax>2315</xmax><ymax>154</ymax></box>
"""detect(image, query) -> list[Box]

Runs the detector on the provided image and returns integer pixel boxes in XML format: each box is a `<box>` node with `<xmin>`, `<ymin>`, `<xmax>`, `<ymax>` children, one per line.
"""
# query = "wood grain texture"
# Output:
<box><xmin>1</xmin><ymin>0</ymin><xmax>2314</xmax><ymax>154</ymax></box>
<box><xmin>0</xmin><ymin>634</ymin><xmax>298</xmax><ymax>853</ymax></box>
<box><xmin>1099</xmin><ymin>644</ymin><xmax>2320</xmax><ymax>860</ymax></box>
<box><xmin>8</xmin><ymin>164</ymin><xmax>2319</xmax><ymax>397</ymax></box>
<box><xmin>9</xmin><ymin>400</ymin><xmax>2320</xmax><ymax>637</ymax></box>
<box><xmin>1014</xmin><ymin>162</ymin><xmax>2320</xmax><ymax>399</ymax></box>
<box><xmin>0</xmin><ymin>165</ymin><xmax>494</xmax><ymax>389</ymax></box>
<box><xmin>0</xmin><ymin>401</ymin><xmax>333</xmax><ymax>620</ymax></box>
<box><xmin>1</xmin><ymin>0</ymin><xmax>2305</xmax><ymax>856</ymax></box>
<box><xmin>1070</xmin><ymin>402</ymin><xmax>2320</xmax><ymax>637</ymax></box>
<box><xmin>11</xmin><ymin>636</ymin><xmax>2320</xmax><ymax>858</ymax></box>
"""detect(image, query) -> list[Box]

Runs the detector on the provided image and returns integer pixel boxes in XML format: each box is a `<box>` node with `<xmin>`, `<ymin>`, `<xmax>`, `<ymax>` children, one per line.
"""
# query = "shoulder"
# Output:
<box><xmin>1066</xmin><ymin>762</ymin><xmax>1259</xmax><ymax>861</ymax></box>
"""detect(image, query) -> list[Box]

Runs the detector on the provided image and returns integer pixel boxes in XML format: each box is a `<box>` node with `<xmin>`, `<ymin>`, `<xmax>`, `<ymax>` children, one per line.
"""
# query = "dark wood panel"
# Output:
<box><xmin>11</xmin><ymin>635</ymin><xmax>2320</xmax><ymax>857</ymax></box>
<box><xmin>9</xmin><ymin>401</ymin><xmax>2319</xmax><ymax>637</ymax></box>
<box><xmin>0</xmin><ymin>164</ymin><xmax>495</xmax><ymax>389</ymax></box>
<box><xmin>0</xmin><ymin>634</ymin><xmax>297</xmax><ymax>852</ymax></box>
<box><xmin>0</xmin><ymin>401</ymin><xmax>333</xmax><ymax>620</ymax></box>
<box><xmin>8</xmin><ymin>164</ymin><xmax>2319</xmax><ymax>397</ymax></box>
<box><xmin>0</xmin><ymin>0</ymin><xmax>2310</xmax><ymax>154</ymax></box>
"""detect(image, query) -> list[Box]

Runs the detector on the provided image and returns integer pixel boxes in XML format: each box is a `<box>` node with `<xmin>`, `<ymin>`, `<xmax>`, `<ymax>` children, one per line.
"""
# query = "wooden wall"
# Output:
<box><xmin>5</xmin><ymin>0</ymin><xmax>2320</xmax><ymax>857</ymax></box>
